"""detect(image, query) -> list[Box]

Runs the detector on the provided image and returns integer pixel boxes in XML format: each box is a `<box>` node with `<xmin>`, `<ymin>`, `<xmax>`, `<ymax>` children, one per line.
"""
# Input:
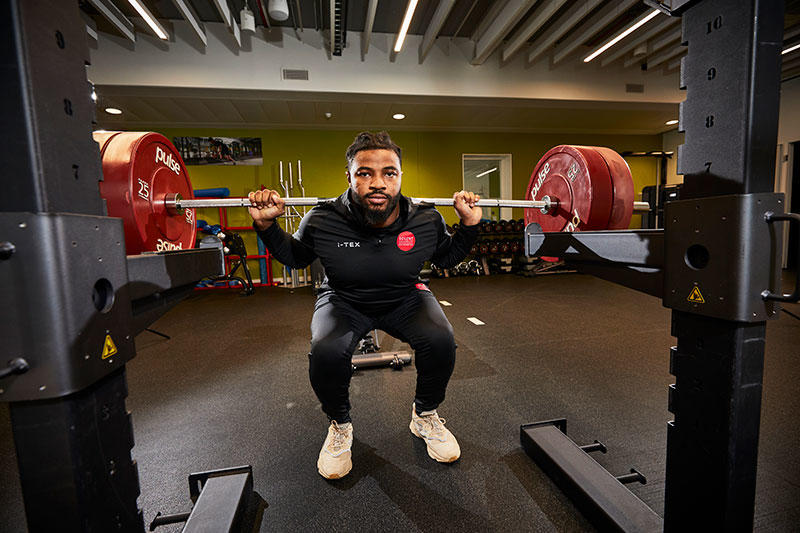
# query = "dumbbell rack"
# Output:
<box><xmin>469</xmin><ymin>219</ymin><xmax>526</xmax><ymax>276</ymax></box>
<box><xmin>431</xmin><ymin>220</ymin><xmax>527</xmax><ymax>277</ymax></box>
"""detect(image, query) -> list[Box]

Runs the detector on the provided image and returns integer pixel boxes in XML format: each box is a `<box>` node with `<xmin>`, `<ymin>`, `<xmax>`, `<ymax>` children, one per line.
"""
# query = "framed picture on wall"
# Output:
<box><xmin>172</xmin><ymin>136</ymin><xmax>263</xmax><ymax>166</ymax></box>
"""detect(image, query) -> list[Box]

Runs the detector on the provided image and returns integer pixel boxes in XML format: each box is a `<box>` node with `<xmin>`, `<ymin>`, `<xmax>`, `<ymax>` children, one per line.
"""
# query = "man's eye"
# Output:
<box><xmin>357</xmin><ymin>171</ymin><xmax>370</xmax><ymax>177</ymax></box>
<box><xmin>385</xmin><ymin>172</ymin><xmax>397</xmax><ymax>178</ymax></box>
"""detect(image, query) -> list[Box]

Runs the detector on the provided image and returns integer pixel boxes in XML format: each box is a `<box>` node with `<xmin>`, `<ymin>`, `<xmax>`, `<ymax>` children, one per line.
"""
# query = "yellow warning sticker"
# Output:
<box><xmin>101</xmin><ymin>335</ymin><xmax>118</xmax><ymax>359</ymax></box>
<box><xmin>687</xmin><ymin>286</ymin><xmax>705</xmax><ymax>304</ymax></box>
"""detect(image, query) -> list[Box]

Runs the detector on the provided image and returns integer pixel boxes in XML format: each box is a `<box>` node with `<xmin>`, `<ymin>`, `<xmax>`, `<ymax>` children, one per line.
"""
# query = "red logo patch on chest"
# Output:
<box><xmin>397</xmin><ymin>231</ymin><xmax>416</xmax><ymax>251</ymax></box>
<box><xmin>415</xmin><ymin>282</ymin><xmax>430</xmax><ymax>291</ymax></box>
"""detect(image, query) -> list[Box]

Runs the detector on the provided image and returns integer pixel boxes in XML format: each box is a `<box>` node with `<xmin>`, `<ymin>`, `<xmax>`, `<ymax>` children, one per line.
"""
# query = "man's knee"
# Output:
<box><xmin>417</xmin><ymin>321</ymin><xmax>456</xmax><ymax>358</ymax></box>
<box><xmin>310</xmin><ymin>334</ymin><xmax>354</xmax><ymax>367</ymax></box>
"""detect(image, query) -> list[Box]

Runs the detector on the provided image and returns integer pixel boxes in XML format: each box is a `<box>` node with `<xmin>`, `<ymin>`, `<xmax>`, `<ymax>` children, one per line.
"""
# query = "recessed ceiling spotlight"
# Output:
<box><xmin>324</xmin><ymin>112</ymin><xmax>333</xmax><ymax>119</ymax></box>
<box><xmin>392</xmin><ymin>113</ymin><xmax>405</xmax><ymax>120</ymax></box>
<box><xmin>665</xmin><ymin>119</ymin><xmax>679</xmax><ymax>125</ymax></box>
<box><xmin>105</xmin><ymin>107</ymin><xmax>123</xmax><ymax>115</ymax></box>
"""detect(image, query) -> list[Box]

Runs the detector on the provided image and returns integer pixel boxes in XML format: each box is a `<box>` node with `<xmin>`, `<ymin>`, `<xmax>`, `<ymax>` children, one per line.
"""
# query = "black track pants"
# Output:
<box><xmin>308</xmin><ymin>288</ymin><xmax>456</xmax><ymax>423</ymax></box>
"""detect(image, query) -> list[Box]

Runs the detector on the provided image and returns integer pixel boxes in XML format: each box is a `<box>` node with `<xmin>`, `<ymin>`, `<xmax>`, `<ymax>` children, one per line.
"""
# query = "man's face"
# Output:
<box><xmin>347</xmin><ymin>149</ymin><xmax>402</xmax><ymax>226</ymax></box>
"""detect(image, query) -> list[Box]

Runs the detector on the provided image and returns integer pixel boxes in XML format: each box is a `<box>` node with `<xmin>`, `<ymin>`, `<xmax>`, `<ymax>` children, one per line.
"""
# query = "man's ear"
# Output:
<box><xmin>345</xmin><ymin>170</ymin><xmax>351</xmax><ymax>184</ymax></box>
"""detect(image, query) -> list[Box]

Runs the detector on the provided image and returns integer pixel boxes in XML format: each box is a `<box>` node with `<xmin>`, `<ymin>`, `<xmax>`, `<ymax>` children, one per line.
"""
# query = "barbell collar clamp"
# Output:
<box><xmin>164</xmin><ymin>193</ymin><xmax>183</xmax><ymax>215</ymax></box>
<box><xmin>540</xmin><ymin>195</ymin><xmax>554</xmax><ymax>215</ymax></box>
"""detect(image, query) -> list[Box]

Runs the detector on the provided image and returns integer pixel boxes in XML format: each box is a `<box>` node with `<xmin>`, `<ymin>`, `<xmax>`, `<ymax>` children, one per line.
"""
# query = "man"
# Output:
<box><xmin>249</xmin><ymin>131</ymin><xmax>481</xmax><ymax>479</ymax></box>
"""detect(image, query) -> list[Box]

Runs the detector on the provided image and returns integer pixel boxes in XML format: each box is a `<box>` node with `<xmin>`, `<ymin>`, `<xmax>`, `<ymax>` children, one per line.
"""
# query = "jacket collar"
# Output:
<box><xmin>335</xmin><ymin>189</ymin><xmax>417</xmax><ymax>229</ymax></box>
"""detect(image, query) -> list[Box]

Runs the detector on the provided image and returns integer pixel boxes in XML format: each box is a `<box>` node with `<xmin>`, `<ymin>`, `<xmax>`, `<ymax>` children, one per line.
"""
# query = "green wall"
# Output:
<box><xmin>151</xmin><ymin>128</ymin><xmax>662</xmax><ymax>283</ymax></box>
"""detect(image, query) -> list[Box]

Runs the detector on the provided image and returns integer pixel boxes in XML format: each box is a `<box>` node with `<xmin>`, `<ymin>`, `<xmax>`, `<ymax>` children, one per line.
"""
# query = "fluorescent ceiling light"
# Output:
<box><xmin>392</xmin><ymin>113</ymin><xmax>406</xmax><ymax>120</ymax></box>
<box><xmin>584</xmin><ymin>9</ymin><xmax>660</xmax><ymax>63</ymax></box>
<box><xmin>783</xmin><ymin>42</ymin><xmax>800</xmax><ymax>55</ymax></box>
<box><xmin>128</xmin><ymin>0</ymin><xmax>169</xmax><ymax>40</ymax></box>
<box><xmin>394</xmin><ymin>0</ymin><xmax>419</xmax><ymax>53</ymax></box>
<box><xmin>105</xmin><ymin>107</ymin><xmax>123</xmax><ymax>115</ymax></box>
<box><xmin>475</xmin><ymin>167</ymin><xmax>497</xmax><ymax>178</ymax></box>
<box><xmin>665</xmin><ymin>119</ymin><xmax>678</xmax><ymax>125</ymax></box>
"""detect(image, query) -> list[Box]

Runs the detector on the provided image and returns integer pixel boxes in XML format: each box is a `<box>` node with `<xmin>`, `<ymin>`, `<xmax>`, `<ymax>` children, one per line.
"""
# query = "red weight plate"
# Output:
<box><xmin>524</xmin><ymin>145</ymin><xmax>614</xmax><ymax>232</ymax></box>
<box><xmin>95</xmin><ymin>132</ymin><xmax>196</xmax><ymax>254</ymax></box>
<box><xmin>592</xmin><ymin>146</ymin><xmax>634</xmax><ymax>229</ymax></box>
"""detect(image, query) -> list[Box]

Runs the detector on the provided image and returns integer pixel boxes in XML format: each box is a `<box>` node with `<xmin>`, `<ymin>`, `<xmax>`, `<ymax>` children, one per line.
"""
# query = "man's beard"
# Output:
<box><xmin>354</xmin><ymin>190</ymin><xmax>401</xmax><ymax>225</ymax></box>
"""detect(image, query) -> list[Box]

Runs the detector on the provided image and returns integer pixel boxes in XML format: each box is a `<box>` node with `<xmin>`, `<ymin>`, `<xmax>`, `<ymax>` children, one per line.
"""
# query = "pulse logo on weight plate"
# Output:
<box><xmin>397</xmin><ymin>231</ymin><xmax>415</xmax><ymax>251</ymax></box>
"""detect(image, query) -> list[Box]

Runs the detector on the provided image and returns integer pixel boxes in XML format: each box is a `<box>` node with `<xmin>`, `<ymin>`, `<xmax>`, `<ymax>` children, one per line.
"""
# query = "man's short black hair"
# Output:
<box><xmin>345</xmin><ymin>131</ymin><xmax>402</xmax><ymax>167</ymax></box>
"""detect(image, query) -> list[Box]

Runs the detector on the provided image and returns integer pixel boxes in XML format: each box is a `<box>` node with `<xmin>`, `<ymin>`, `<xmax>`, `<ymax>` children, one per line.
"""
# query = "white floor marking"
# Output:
<box><xmin>439</xmin><ymin>300</ymin><xmax>452</xmax><ymax>306</ymax></box>
<box><xmin>467</xmin><ymin>317</ymin><xmax>485</xmax><ymax>326</ymax></box>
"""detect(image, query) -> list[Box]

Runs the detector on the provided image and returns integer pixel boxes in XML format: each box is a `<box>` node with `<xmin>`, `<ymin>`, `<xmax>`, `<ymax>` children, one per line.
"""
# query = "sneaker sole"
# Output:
<box><xmin>317</xmin><ymin>457</ymin><xmax>352</xmax><ymax>480</ymax></box>
<box><xmin>409</xmin><ymin>421</ymin><xmax>460</xmax><ymax>463</ymax></box>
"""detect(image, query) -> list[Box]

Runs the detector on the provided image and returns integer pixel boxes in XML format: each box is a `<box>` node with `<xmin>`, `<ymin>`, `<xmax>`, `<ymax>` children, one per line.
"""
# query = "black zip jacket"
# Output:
<box><xmin>256</xmin><ymin>190</ymin><xmax>479</xmax><ymax>314</ymax></box>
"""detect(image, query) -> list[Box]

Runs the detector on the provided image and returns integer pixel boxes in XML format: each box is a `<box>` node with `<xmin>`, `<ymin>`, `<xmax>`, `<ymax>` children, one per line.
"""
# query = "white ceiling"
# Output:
<box><xmin>85</xmin><ymin>1</ymin><xmax>800</xmax><ymax>133</ymax></box>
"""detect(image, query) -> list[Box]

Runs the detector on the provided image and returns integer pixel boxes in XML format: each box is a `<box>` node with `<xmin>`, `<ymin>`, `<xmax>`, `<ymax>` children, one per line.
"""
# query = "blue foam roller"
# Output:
<box><xmin>194</xmin><ymin>187</ymin><xmax>230</xmax><ymax>198</ymax></box>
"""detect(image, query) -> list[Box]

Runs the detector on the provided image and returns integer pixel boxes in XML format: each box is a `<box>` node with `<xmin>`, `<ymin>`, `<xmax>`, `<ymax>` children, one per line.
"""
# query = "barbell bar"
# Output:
<box><xmin>166</xmin><ymin>193</ymin><xmax>651</xmax><ymax>214</ymax></box>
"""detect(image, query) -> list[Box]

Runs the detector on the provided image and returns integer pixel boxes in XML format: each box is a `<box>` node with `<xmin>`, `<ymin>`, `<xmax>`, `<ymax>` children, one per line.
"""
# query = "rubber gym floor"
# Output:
<box><xmin>1</xmin><ymin>272</ymin><xmax>798</xmax><ymax>532</ymax></box>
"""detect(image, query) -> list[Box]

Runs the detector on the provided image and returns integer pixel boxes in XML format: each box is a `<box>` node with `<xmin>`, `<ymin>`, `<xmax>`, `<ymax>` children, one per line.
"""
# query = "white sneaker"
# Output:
<box><xmin>409</xmin><ymin>405</ymin><xmax>461</xmax><ymax>463</ymax></box>
<box><xmin>317</xmin><ymin>421</ymin><xmax>353</xmax><ymax>479</ymax></box>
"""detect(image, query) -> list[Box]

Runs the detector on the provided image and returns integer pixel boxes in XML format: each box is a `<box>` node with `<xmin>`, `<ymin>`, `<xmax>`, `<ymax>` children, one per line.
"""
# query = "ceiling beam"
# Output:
<box><xmin>646</xmin><ymin>44</ymin><xmax>685</xmax><ymax>70</ymax></box>
<box><xmin>211</xmin><ymin>0</ymin><xmax>241</xmax><ymax>47</ymax></box>
<box><xmin>527</xmin><ymin>0</ymin><xmax>604</xmax><ymax>64</ymax></box>
<box><xmin>361</xmin><ymin>0</ymin><xmax>378</xmax><ymax>57</ymax></box>
<box><xmin>624</xmin><ymin>29</ymin><xmax>679</xmax><ymax>68</ymax></box>
<box><xmin>419</xmin><ymin>0</ymin><xmax>455</xmax><ymax>63</ymax></box>
<box><xmin>783</xmin><ymin>24</ymin><xmax>800</xmax><ymax>43</ymax></box>
<box><xmin>472</xmin><ymin>0</ymin><xmax>537</xmax><ymax>65</ymax></box>
<box><xmin>552</xmin><ymin>0</ymin><xmax>638</xmax><ymax>64</ymax></box>
<box><xmin>781</xmin><ymin>55</ymin><xmax>800</xmax><ymax>72</ymax></box>
<box><xmin>170</xmin><ymin>0</ymin><xmax>206</xmax><ymax>46</ymax></box>
<box><xmin>81</xmin><ymin>10</ymin><xmax>99</xmax><ymax>43</ymax></box>
<box><xmin>650</xmin><ymin>26</ymin><xmax>681</xmax><ymax>54</ymax></box>
<box><xmin>211</xmin><ymin>0</ymin><xmax>231</xmax><ymax>26</ymax></box>
<box><xmin>502</xmin><ymin>0</ymin><xmax>568</xmax><ymax>63</ymax></box>
<box><xmin>666</xmin><ymin>55</ymin><xmax>683</xmax><ymax>72</ymax></box>
<box><xmin>294</xmin><ymin>0</ymin><xmax>304</xmax><ymax>31</ymax></box>
<box><xmin>599</xmin><ymin>15</ymin><xmax>676</xmax><ymax>66</ymax></box>
<box><xmin>470</xmin><ymin>0</ymin><xmax>508</xmax><ymax>42</ymax></box>
<box><xmin>86</xmin><ymin>0</ymin><xmax>135</xmax><ymax>42</ymax></box>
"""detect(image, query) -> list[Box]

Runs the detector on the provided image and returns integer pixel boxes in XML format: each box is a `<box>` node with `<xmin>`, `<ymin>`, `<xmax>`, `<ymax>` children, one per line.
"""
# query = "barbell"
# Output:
<box><xmin>94</xmin><ymin>132</ymin><xmax>651</xmax><ymax>255</ymax></box>
<box><xmin>165</xmin><ymin>194</ymin><xmax>650</xmax><ymax>213</ymax></box>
